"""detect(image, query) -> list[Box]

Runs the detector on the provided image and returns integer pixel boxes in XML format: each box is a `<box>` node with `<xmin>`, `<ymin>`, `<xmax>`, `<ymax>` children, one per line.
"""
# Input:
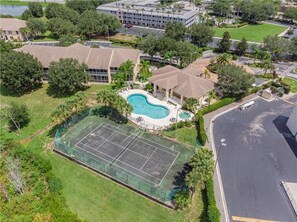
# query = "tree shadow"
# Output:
<box><xmin>273</xmin><ymin>115</ymin><xmax>297</xmax><ymax>158</ymax></box>
<box><xmin>172</xmin><ymin>163</ymin><xmax>191</xmax><ymax>187</ymax></box>
<box><xmin>90</xmin><ymin>106</ymin><xmax>128</xmax><ymax>124</ymax></box>
<box><xmin>199</xmin><ymin>188</ymin><xmax>208</xmax><ymax>222</ymax></box>
<box><xmin>0</xmin><ymin>84</ymin><xmax>42</xmax><ymax>97</ymax></box>
<box><xmin>46</xmin><ymin>85</ymin><xmax>90</xmax><ymax>98</ymax></box>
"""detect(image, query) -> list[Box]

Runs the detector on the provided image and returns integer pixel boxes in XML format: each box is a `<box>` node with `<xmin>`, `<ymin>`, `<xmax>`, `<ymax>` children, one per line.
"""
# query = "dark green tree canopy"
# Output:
<box><xmin>218</xmin><ymin>31</ymin><xmax>231</xmax><ymax>52</ymax></box>
<box><xmin>164</xmin><ymin>22</ymin><xmax>187</xmax><ymax>41</ymax></box>
<box><xmin>66</xmin><ymin>0</ymin><xmax>99</xmax><ymax>13</ymax></box>
<box><xmin>138</xmin><ymin>34</ymin><xmax>159</xmax><ymax>57</ymax></box>
<box><xmin>48</xmin><ymin>58</ymin><xmax>89</xmax><ymax>95</ymax></box>
<box><xmin>0</xmin><ymin>39</ymin><xmax>14</xmax><ymax>53</ymax></box>
<box><xmin>189</xmin><ymin>23</ymin><xmax>215</xmax><ymax>47</ymax></box>
<box><xmin>283</xmin><ymin>7</ymin><xmax>297</xmax><ymax>22</ymax></box>
<box><xmin>27</xmin><ymin>18</ymin><xmax>47</xmax><ymax>36</ymax></box>
<box><xmin>21</xmin><ymin>9</ymin><xmax>33</xmax><ymax>20</ymax></box>
<box><xmin>263</xmin><ymin>35</ymin><xmax>290</xmax><ymax>61</ymax></box>
<box><xmin>78</xmin><ymin>10</ymin><xmax>121</xmax><ymax>38</ymax></box>
<box><xmin>28</xmin><ymin>2</ymin><xmax>43</xmax><ymax>18</ymax></box>
<box><xmin>0</xmin><ymin>51</ymin><xmax>43</xmax><ymax>93</ymax></box>
<box><xmin>45</xmin><ymin>3</ymin><xmax>80</xmax><ymax>24</ymax></box>
<box><xmin>217</xmin><ymin>64</ymin><xmax>254</xmax><ymax>98</ymax></box>
<box><xmin>235</xmin><ymin>37</ymin><xmax>248</xmax><ymax>56</ymax></box>
<box><xmin>59</xmin><ymin>34</ymin><xmax>78</xmax><ymax>47</ymax></box>
<box><xmin>241</xmin><ymin>1</ymin><xmax>277</xmax><ymax>23</ymax></box>
<box><xmin>212</xmin><ymin>0</ymin><xmax>231</xmax><ymax>17</ymax></box>
<box><xmin>48</xmin><ymin>18</ymin><xmax>77</xmax><ymax>38</ymax></box>
<box><xmin>7</xmin><ymin>102</ymin><xmax>30</xmax><ymax>132</ymax></box>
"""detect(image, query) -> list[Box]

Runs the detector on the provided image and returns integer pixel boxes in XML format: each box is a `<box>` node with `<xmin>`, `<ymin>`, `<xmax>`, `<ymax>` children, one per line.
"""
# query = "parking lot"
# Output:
<box><xmin>213</xmin><ymin>97</ymin><xmax>297</xmax><ymax>221</ymax></box>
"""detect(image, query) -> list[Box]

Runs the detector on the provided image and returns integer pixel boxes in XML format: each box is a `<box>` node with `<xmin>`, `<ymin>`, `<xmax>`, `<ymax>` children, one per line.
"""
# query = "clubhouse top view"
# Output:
<box><xmin>0</xmin><ymin>0</ymin><xmax>297</xmax><ymax>222</ymax></box>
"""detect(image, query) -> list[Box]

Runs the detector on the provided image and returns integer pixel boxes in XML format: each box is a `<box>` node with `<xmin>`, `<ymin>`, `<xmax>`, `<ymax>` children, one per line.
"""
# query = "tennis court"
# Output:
<box><xmin>75</xmin><ymin>122</ymin><xmax>179</xmax><ymax>186</ymax></box>
<box><xmin>55</xmin><ymin>115</ymin><xmax>194</xmax><ymax>203</ymax></box>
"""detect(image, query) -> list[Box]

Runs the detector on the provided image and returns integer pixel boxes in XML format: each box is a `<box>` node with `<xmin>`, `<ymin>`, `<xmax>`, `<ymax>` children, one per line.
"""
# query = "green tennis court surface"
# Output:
<box><xmin>54</xmin><ymin>115</ymin><xmax>194</xmax><ymax>204</ymax></box>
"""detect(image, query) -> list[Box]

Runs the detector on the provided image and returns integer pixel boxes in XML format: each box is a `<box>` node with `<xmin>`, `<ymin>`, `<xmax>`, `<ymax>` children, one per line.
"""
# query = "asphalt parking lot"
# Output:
<box><xmin>213</xmin><ymin>97</ymin><xmax>297</xmax><ymax>221</ymax></box>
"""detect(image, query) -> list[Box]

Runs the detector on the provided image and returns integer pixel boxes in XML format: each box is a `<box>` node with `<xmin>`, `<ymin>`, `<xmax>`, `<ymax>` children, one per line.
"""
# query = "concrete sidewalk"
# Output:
<box><xmin>203</xmin><ymin>94</ymin><xmax>258</xmax><ymax>222</ymax></box>
<box><xmin>281</xmin><ymin>182</ymin><xmax>297</xmax><ymax>219</ymax></box>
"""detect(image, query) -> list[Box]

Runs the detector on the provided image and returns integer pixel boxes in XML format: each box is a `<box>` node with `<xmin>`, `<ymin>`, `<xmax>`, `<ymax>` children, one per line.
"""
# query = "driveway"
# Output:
<box><xmin>213</xmin><ymin>98</ymin><xmax>297</xmax><ymax>221</ymax></box>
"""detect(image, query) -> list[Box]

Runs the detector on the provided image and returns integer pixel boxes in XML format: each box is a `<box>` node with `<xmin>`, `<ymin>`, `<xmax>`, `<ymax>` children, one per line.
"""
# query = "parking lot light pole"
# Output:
<box><xmin>214</xmin><ymin>138</ymin><xmax>226</xmax><ymax>171</ymax></box>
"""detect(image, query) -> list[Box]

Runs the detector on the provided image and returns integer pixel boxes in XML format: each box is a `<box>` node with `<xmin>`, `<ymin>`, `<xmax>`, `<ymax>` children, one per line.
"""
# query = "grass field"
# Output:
<box><xmin>1</xmin><ymin>84</ymin><xmax>206</xmax><ymax>222</ymax></box>
<box><xmin>162</xmin><ymin>126</ymin><xmax>197</xmax><ymax>148</ymax></box>
<box><xmin>213</xmin><ymin>23</ymin><xmax>287</xmax><ymax>43</ymax></box>
<box><xmin>283</xmin><ymin>77</ymin><xmax>297</xmax><ymax>93</ymax></box>
<box><xmin>0</xmin><ymin>0</ymin><xmax>50</xmax><ymax>6</ymax></box>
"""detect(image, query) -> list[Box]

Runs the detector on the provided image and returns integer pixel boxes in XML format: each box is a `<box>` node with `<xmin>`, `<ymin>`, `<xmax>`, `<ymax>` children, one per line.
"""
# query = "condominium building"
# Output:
<box><xmin>97</xmin><ymin>0</ymin><xmax>198</xmax><ymax>29</ymax></box>
<box><xmin>15</xmin><ymin>43</ymin><xmax>141</xmax><ymax>83</ymax></box>
<box><xmin>0</xmin><ymin>18</ymin><xmax>29</xmax><ymax>42</ymax></box>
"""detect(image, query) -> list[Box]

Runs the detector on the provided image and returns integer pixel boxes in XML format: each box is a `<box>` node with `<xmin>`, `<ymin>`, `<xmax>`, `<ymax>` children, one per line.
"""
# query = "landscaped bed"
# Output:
<box><xmin>213</xmin><ymin>23</ymin><xmax>287</xmax><ymax>42</ymax></box>
<box><xmin>282</xmin><ymin>77</ymin><xmax>297</xmax><ymax>93</ymax></box>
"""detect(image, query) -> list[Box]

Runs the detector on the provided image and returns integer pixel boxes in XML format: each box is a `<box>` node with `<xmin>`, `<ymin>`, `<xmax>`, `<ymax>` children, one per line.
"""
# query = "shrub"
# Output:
<box><xmin>167</xmin><ymin>121</ymin><xmax>193</xmax><ymax>131</ymax></box>
<box><xmin>206</xmin><ymin>178</ymin><xmax>220</xmax><ymax>222</ymax></box>
<box><xmin>195</xmin><ymin>111</ymin><xmax>207</xmax><ymax>146</ymax></box>
<box><xmin>201</xmin><ymin>98</ymin><xmax>235</xmax><ymax>115</ymax></box>
<box><xmin>145</xmin><ymin>83</ymin><xmax>152</xmax><ymax>91</ymax></box>
<box><xmin>109</xmin><ymin>37</ymin><xmax>136</xmax><ymax>48</ymax></box>
<box><xmin>232</xmin><ymin>54</ymin><xmax>238</xmax><ymax>60</ymax></box>
<box><xmin>173</xmin><ymin>190</ymin><xmax>190</xmax><ymax>210</ymax></box>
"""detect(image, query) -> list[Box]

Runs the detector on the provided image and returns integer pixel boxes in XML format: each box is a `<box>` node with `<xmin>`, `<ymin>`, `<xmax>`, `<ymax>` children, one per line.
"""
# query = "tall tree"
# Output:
<box><xmin>283</xmin><ymin>7</ymin><xmax>297</xmax><ymax>22</ymax></box>
<box><xmin>27</xmin><ymin>18</ymin><xmax>46</xmax><ymax>37</ymax></box>
<box><xmin>48</xmin><ymin>58</ymin><xmax>89</xmax><ymax>95</ymax></box>
<box><xmin>235</xmin><ymin>37</ymin><xmax>248</xmax><ymax>56</ymax></box>
<box><xmin>216</xmin><ymin>53</ymin><xmax>232</xmax><ymax>65</ymax></box>
<box><xmin>217</xmin><ymin>64</ymin><xmax>254</xmax><ymax>98</ymax></box>
<box><xmin>189</xmin><ymin>23</ymin><xmax>214</xmax><ymax>47</ymax></box>
<box><xmin>59</xmin><ymin>34</ymin><xmax>78</xmax><ymax>46</ymax></box>
<box><xmin>45</xmin><ymin>3</ymin><xmax>80</xmax><ymax>24</ymax></box>
<box><xmin>47</xmin><ymin>18</ymin><xmax>76</xmax><ymax>38</ymax></box>
<box><xmin>66</xmin><ymin>0</ymin><xmax>98</xmax><ymax>14</ymax></box>
<box><xmin>212</xmin><ymin>0</ymin><xmax>231</xmax><ymax>17</ymax></box>
<box><xmin>0</xmin><ymin>51</ymin><xmax>43</xmax><ymax>93</ymax></box>
<box><xmin>164</xmin><ymin>21</ymin><xmax>187</xmax><ymax>41</ymax></box>
<box><xmin>138</xmin><ymin>59</ymin><xmax>151</xmax><ymax>81</ymax></box>
<box><xmin>28</xmin><ymin>2</ymin><xmax>43</xmax><ymax>18</ymax></box>
<box><xmin>218</xmin><ymin>31</ymin><xmax>231</xmax><ymax>52</ymax></box>
<box><xmin>6</xmin><ymin>102</ymin><xmax>30</xmax><ymax>134</ymax></box>
<box><xmin>138</xmin><ymin>34</ymin><xmax>159</xmax><ymax>57</ymax></box>
<box><xmin>117</xmin><ymin>60</ymin><xmax>135</xmax><ymax>83</ymax></box>
<box><xmin>263</xmin><ymin>35</ymin><xmax>290</xmax><ymax>61</ymax></box>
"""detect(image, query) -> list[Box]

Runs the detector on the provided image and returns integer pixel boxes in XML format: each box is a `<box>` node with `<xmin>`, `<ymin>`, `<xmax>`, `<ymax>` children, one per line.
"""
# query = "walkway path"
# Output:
<box><xmin>203</xmin><ymin>94</ymin><xmax>258</xmax><ymax>222</ymax></box>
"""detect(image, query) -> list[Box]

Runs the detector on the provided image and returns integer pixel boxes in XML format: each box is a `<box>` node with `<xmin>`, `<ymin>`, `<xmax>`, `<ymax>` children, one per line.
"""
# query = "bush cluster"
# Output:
<box><xmin>219</xmin><ymin>22</ymin><xmax>248</xmax><ymax>28</ymax></box>
<box><xmin>109</xmin><ymin>37</ymin><xmax>136</xmax><ymax>48</ymax></box>
<box><xmin>201</xmin><ymin>98</ymin><xmax>236</xmax><ymax>115</ymax></box>
<box><xmin>195</xmin><ymin>111</ymin><xmax>207</xmax><ymax>146</ymax></box>
<box><xmin>206</xmin><ymin>178</ymin><xmax>220</xmax><ymax>222</ymax></box>
<box><xmin>167</xmin><ymin>121</ymin><xmax>194</xmax><ymax>131</ymax></box>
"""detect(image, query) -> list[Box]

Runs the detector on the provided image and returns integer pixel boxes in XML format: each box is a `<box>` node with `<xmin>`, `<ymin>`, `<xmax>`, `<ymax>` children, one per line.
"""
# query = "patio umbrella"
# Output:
<box><xmin>136</xmin><ymin>116</ymin><xmax>144</xmax><ymax>123</ymax></box>
<box><xmin>170</xmin><ymin>117</ymin><xmax>177</xmax><ymax>122</ymax></box>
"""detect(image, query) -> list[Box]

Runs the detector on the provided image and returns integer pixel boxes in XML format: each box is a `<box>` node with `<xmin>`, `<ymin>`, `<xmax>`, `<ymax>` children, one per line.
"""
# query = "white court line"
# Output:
<box><xmin>77</xmin><ymin>142</ymin><xmax>161</xmax><ymax>184</ymax></box>
<box><xmin>158</xmin><ymin>151</ymin><xmax>180</xmax><ymax>186</ymax></box>
<box><xmin>140</xmin><ymin>148</ymin><xmax>157</xmax><ymax>171</ymax></box>
<box><xmin>74</xmin><ymin>124</ymin><xmax>103</xmax><ymax>147</ymax></box>
<box><xmin>102</xmin><ymin>123</ymin><xmax>179</xmax><ymax>156</ymax></box>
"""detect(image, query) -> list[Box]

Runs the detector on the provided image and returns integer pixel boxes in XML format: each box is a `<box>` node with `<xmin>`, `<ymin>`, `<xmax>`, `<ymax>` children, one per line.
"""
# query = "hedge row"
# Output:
<box><xmin>195</xmin><ymin>111</ymin><xmax>207</xmax><ymax>146</ymax></box>
<box><xmin>219</xmin><ymin>22</ymin><xmax>248</xmax><ymax>28</ymax></box>
<box><xmin>201</xmin><ymin>98</ymin><xmax>236</xmax><ymax>115</ymax></box>
<box><xmin>206</xmin><ymin>178</ymin><xmax>220</xmax><ymax>222</ymax></box>
<box><xmin>109</xmin><ymin>38</ymin><xmax>136</xmax><ymax>48</ymax></box>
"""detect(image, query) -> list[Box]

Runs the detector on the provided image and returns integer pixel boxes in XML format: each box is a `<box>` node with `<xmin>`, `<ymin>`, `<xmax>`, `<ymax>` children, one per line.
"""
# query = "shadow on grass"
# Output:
<box><xmin>90</xmin><ymin>106</ymin><xmax>128</xmax><ymax>124</ymax></box>
<box><xmin>0</xmin><ymin>84</ymin><xmax>42</xmax><ymax>97</ymax></box>
<box><xmin>199</xmin><ymin>188</ymin><xmax>208</xmax><ymax>222</ymax></box>
<box><xmin>46</xmin><ymin>85</ymin><xmax>90</xmax><ymax>98</ymax></box>
<box><xmin>173</xmin><ymin>163</ymin><xmax>191</xmax><ymax>187</ymax></box>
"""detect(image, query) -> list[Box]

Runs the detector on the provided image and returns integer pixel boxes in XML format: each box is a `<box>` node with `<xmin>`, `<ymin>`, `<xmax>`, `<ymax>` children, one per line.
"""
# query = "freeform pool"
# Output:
<box><xmin>127</xmin><ymin>94</ymin><xmax>169</xmax><ymax>119</ymax></box>
<box><xmin>179</xmin><ymin>111</ymin><xmax>191</xmax><ymax>119</ymax></box>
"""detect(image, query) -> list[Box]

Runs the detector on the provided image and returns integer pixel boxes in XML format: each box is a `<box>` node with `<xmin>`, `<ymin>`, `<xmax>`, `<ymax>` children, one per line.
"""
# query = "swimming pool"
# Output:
<box><xmin>179</xmin><ymin>111</ymin><xmax>191</xmax><ymax>119</ymax></box>
<box><xmin>127</xmin><ymin>94</ymin><xmax>169</xmax><ymax>119</ymax></box>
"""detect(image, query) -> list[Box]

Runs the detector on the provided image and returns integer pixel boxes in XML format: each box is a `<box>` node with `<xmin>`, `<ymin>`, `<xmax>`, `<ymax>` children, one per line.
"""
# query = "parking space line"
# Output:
<box><xmin>232</xmin><ymin>216</ymin><xmax>281</xmax><ymax>222</ymax></box>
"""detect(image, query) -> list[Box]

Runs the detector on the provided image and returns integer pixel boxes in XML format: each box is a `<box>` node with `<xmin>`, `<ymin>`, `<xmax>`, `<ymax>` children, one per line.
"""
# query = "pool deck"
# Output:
<box><xmin>119</xmin><ymin>89</ymin><xmax>193</xmax><ymax>130</ymax></box>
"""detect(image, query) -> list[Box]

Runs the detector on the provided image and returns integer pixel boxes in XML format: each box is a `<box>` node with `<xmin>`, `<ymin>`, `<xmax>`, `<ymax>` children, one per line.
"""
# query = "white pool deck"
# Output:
<box><xmin>119</xmin><ymin>89</ymin><xmax>194</xmax><ymax>130</ymax></box>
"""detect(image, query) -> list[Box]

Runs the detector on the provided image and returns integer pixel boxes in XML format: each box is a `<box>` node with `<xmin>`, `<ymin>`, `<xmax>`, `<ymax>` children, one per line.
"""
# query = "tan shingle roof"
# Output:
<box><xmin>0</xmin><ymin>18</ymin><xmax>27</xmax><ymax>31</ymax></box>
<box><xmin>15</xmin><ymin>44</ymin><xmax>140</xmax><ymax>70</ymax></box>
<box><xmin>149</xmin><ymin>65</ymin><xmax>215</xmax><ymax>99</ymax></box>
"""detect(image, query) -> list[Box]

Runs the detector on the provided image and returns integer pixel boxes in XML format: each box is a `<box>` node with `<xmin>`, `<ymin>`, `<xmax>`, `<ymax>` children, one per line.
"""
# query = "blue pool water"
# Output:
<box><xmin>127</xmin><ymin>94</ymin><xmax>169</xmax><ymax>119</ymax></box>
<box><xmin>179</xmin><ymin>112</ymin><xmax>191</xmax><ymax>119</ymax></box>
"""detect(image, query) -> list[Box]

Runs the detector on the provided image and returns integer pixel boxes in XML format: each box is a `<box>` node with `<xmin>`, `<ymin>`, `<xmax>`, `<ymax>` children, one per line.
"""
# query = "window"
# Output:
<box><xmin>8</xmin><ymin>31</ymin><xmax>12</xmax><ymax>34</ymax></box>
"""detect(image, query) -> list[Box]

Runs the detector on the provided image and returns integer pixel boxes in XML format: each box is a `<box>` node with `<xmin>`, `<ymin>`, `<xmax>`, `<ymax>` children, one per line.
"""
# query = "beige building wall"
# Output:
<box><xmin>1</xmin><ymin>30</ymin><xmax>26</xmax><ymax>42</ymax></box>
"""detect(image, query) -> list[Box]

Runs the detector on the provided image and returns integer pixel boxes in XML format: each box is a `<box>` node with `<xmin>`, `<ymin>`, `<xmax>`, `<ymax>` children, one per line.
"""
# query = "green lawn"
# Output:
<box><xmin>213</xmin><ymin>23</ymin><xmax>287</xmax><ymax>43</ymax></box>
<box><xmin>283</xmin><ymin>77</ymin><xmax>297</xmax><ymax>93</ymax></box>
<box><xmin>162</xmin><ymin>126</ymin><xmax>198</xmax><ymax>148</ymax></box>
<box><xmin>1</xmin><ymin>84</ymin><xmax>206</xmax><ymax>222</ymax></box>
<box><xmin>0</xmin><ymin>0</ymin><xmax>50</xmax><ymax>6</ymax></box>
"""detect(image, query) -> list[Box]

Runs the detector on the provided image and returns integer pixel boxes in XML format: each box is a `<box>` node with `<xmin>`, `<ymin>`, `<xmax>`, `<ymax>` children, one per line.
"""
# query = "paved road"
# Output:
<box><xmin>212</xmin><ymin>98</ymin><xmax>297</xmax><ymax>221</ymax></box>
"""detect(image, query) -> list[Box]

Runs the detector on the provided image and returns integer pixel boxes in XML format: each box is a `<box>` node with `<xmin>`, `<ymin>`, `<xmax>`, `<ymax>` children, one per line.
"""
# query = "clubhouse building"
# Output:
<box><xmin>97</xmin><ymin>0</ymin><xmax>197</xmax><ymax>29</ymax></box>
<box><xmin>15</xmin><ymin>43</ymin><xmax>141</xmax><ymax>83</ymax></box>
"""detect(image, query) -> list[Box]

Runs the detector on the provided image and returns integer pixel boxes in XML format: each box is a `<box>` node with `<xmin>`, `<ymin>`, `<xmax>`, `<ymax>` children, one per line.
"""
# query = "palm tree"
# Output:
<box><xmin>207</xmin><ymin>90</ymin><xmax>218</xmax><ymax>106</ymax></box>
<box><xmin>261</xmin><ymin>58</ymin><xmax>275</xmax><ymax>75</ymax></box>
<box><xmin>19</xmin><ymin>27</ymin><xmax>30</xmax><ymax>41</ymax></box>
<box><xmin>138</xmin><ymin>59</ymin><xmax>151</xmax><ymax>81</ymax></box>
<box><xmin>117</xmin><ymin>60</ymin><xmax>135</xmax><ymax>84</ymax></box>
<box><xmin>185</xmin><ymin>169</ymin><xmax>200</xmax><ymax>199</ymax></box>
<box><xmin>216</xmin><ymin>53</ymin><xmax>232</xmax><ymax>66</ymax></box>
